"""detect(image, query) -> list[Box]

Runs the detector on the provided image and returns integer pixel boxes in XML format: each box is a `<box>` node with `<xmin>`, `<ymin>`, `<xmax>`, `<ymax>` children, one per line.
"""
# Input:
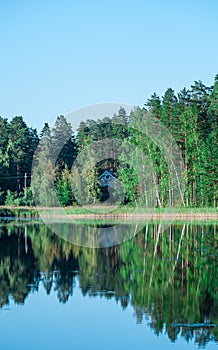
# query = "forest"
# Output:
<box><xmin>0</xmin><ymin>75</ymin><xmax>217</xmax><ymax>208</ymax></box>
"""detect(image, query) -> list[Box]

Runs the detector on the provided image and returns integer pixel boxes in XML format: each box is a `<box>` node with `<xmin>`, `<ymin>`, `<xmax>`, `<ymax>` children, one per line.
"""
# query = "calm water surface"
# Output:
<box><xmin>0</xmin><ymin>221</ymin><xmax>217</xmax><ymax>349</ymax></box>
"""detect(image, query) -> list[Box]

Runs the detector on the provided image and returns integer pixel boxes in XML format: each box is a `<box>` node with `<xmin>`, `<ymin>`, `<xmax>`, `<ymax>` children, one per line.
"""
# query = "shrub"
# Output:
<box><xmin>5</xmin><ymin>188</ymin><xmax>34</xmax><ymax>206</ymax></box>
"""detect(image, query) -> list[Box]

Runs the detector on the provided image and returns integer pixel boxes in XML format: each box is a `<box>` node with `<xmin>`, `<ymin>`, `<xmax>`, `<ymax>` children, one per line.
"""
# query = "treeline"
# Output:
<box><xmin>0</xmin><ymin>116</ymin><xmax>77</xmax><ymax>206</ymax></box>
<box><xmin>0</xmin><ymin>75</ymin><xmax>217</xmax><ymax>207</ymax></box>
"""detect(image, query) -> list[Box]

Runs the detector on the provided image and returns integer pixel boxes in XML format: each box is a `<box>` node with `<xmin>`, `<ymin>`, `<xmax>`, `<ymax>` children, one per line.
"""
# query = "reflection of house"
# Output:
<box><xmin>99</xmin><ymin>226</ymin><xmax>118</xmax><ymax>247</ymax></box>
<box><xmin>98</xmin><ymin>170</ymin><xmax>116</xmax><ymax>188</ymax></box>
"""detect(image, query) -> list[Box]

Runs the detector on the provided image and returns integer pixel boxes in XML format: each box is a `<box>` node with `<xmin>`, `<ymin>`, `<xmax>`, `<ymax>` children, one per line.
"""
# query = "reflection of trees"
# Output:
<box><xmin>0</xmin><ymin>222</ymin><xmax>217</xmax><ymax>347</ymax></box>
<box><xmin>118</xmin><ymin>223</ymin><xmax>218</xmax><ymax>346</ymax></box>
<box><xmin>0</xmin><ymin>226</ymin><xmax>36</xmax><ymax>306</ymax></box>
<box><xmin>0</xmin><ymin>224</ymin><xmax>78</xmax><ymax>305</ymax></box>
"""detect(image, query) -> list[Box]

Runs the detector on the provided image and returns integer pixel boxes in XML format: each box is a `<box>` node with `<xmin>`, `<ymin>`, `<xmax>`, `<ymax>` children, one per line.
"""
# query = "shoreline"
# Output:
<box><xmin>0</xmin><ymin>205</ymin><xmax>217</xmax><ymax>221</ymax></box>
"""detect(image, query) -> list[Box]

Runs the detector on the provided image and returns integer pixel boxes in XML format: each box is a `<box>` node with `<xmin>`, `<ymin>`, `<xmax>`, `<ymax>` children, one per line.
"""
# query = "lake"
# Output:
<box><xmin>0</xmin><ymin>220</ymin><xmax>217</xmax><ymax>349</ymax></box>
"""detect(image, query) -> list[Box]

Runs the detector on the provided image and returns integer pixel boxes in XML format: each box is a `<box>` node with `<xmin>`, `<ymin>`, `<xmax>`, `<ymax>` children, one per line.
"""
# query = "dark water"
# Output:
<box><xmin>0</xmin><ymin>221</ymin><xmax>217</xmax><ymax>349</ymax></box>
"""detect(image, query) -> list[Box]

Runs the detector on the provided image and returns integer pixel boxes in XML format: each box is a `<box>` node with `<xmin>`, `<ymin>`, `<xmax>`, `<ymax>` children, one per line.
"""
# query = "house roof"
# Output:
<box><xmin>98</xmin><ymin>170</ymin><xmax>116</xmax><ymax>180</ymax></box>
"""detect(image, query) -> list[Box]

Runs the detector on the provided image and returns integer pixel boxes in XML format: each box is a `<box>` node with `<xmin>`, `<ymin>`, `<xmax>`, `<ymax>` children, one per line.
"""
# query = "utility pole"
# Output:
<box><xmin>24</xmin><ymin>172</ymin><xmax>27</xmax><ymax>201</ymax></box>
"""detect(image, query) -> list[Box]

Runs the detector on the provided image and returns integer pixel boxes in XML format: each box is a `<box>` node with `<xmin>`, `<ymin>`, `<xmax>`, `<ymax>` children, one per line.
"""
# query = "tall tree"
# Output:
<box><xmin>52</xmin><ymin>115</ymin><xmax>77</xmax><ymax>170</ymax></box>
<box><xmin>145</xmin><ymin>93</ymin><xmax>161</xmax><ymax>119</ymax></box>
<box><xmin>56</xmin><ymin>166</ymin><xmax>73</xmax><ymax>206</ymax></box>
<box><xmin>0</xmin><ymin>117</ymin><xmax>10</xmax><ymax>192</ymax></box>
<box><xmin>8</xmin><ymin>116</ymin><xmax>38</xmax><ymax>191</ymax></box>
<box><xmin>190</xmin><ymin>80</ymin><xmax>212</xmax><ymax>136</ymax></box>
<box><xmin>206</xmin><ymin>75</ymin><xmax>218</xmax><ymax>207</ymax></box>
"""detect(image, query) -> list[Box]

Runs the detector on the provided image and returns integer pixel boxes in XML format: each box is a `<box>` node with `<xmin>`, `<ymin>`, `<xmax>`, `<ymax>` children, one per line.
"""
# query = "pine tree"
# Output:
<box><xmin>145</xmin><ymin>93</ymin><xmax>161</xmax><ymax>119</ymax></box>
<box><xmin>161</xmin><ymin>88</ymin><xmax>177</xmax><ymax>131</ymax></box>
<box><xmin>76</xmin><ymin>121</ymin><xmax>91</xmax><ymax>149</ymax></box>
<box><xmin>52</xmin><ymin>115</ymin><xmax>77</xmax><ymax>170</ymax></box>
<box><xmin>0</xmin><ymin>117</ymin><xmax>10</xmax><ymax>192</ymax></box>
<box><xmin>190</xmin><ymin>80</ymin><xmax>212</xmax><ymax>137</ymax></box>
<box><xmin>8</xmin><ymin>116</ymin><xmax>38</xmax><ymax>192</ymax></box>
<box><xmin>207</xmin><ymin>74</ymin><xmax>218</xmax><ymax>207</ymax></box>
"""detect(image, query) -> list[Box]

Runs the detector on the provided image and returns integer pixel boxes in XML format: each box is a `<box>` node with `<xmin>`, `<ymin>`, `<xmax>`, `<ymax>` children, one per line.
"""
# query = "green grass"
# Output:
<box><xmin>0</xmin><ymin>204</ymin><xmax>217</xmax><ymax>218</ymax></box>
<box><xmin>66</xmin><ymin>205</ymin><xmax>218</xmax><ymax>215</ymax></box>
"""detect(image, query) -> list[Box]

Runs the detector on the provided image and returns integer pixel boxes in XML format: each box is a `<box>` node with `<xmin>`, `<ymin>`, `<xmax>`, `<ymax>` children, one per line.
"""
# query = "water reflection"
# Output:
<box><xmin>0</xmin><ymin>221</ymin><xmax>217</xmax><ymax>347</ymax></box>
<box><xmin>44</xmin><ymin>217</ymin><xmax>145</xmax><ymax>247</ymax></box>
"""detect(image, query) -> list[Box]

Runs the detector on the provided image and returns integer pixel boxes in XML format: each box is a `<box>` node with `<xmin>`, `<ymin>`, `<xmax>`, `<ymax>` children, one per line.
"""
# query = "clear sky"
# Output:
<box><xmin>0</xmin><ymin>0</ymin><xmax>218</xmax><ymax>132</ymax></box>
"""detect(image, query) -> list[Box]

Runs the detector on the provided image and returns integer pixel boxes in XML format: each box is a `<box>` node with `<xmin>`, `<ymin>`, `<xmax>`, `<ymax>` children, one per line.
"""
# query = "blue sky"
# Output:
<box><xmin>0</xmin><ymin>0</ymin><xmax>218</xmax><ymax>132</ymax></box>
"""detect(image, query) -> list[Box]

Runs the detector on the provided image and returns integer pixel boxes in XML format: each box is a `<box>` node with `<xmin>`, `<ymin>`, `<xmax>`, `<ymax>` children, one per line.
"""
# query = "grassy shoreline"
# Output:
<box><xmin>0</xmin><ymin>205</ymin><xmax>217</xmax><ymax>221</ymax></box>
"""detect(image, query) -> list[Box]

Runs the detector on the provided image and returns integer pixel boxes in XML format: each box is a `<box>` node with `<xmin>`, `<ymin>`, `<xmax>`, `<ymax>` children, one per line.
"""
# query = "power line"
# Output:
<box><xmin>0</xmin><ymin>175</ymin><xmax>32</xmax><ymax>180</ymax></box>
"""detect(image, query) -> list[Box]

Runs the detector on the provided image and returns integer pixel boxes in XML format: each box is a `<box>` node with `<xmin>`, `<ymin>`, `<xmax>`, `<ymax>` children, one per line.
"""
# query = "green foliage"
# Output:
<box><xmin>56</xmin><ymin>166</ymin><xmax>73</xmax><ymax>206</ymax></box>
<box><xmin>5</xmin><ymin>189</ymin><xmax>19</xmax><ymax>205</ymax></box>
<box><xmin>0</xmin><ymin>75</ymin><xmax>218</xmax><ymax>208</ymax></box>
<box><xmin>32</xmin><ymin>157</ymin><xmax>58</xmax><ymax>207</ymax></box>
<box><xmin>52</xmin><ymin>115</ymin><xmax>77</xmax><ymax>169</ymax></box>
<box><xmin>71</xmin><ymin>148</ymin><xmax>101</xmax><ymax>205</ymax></box>
<box><xmin>24</xmin><ymin>187</ymin><xmax>34</xmax><ymax>206</ymax></box>
<box><xmin>0</xmin><ymin>190</ymin><xmax>5</xmax><ymax>205</ymax></box>
<box><xmin>4</xmin><ymin>188</ymin><xmax>34</xmax><ymax>206</ymax></box>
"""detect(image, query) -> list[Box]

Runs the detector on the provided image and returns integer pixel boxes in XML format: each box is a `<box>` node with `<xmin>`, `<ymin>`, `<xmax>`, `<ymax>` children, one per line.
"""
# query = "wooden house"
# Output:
<box><xmin>98</xmin><ymin>170</ymin><xmax>116</xmax><ymax>188</ymax></box>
